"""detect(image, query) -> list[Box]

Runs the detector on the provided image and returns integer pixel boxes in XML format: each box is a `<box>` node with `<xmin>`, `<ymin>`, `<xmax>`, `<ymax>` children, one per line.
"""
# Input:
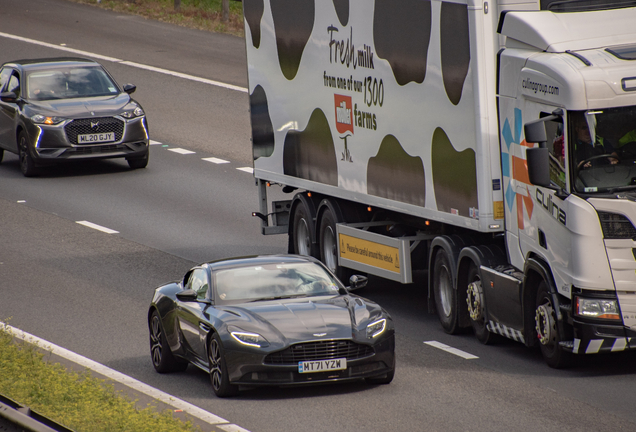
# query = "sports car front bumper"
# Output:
<box><xmin>226</xmin><ymin>335</ymin><xmax>395</xmax><ymax>386</ymax></box>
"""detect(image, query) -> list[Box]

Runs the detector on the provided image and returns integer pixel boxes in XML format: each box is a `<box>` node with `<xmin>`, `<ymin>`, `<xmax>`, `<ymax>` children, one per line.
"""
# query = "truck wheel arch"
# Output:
<box><xmin>522</xmin><ymin>256</ymin><xmax>570</xmax><ymax>348</ymax></box>
<box><xmin>288</xmin><ymin>192</ymin><xmax>319</xmax><ymax>257</ymax></box>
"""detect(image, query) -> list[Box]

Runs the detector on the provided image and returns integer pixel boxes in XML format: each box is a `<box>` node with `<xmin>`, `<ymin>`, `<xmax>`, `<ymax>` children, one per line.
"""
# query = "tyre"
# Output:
<box><xmin>466</xmin><ymin>264</ymin><xmax>494</xmax><ymax>344</ymax></box>
<box><xmin>291</xmin><ymin>200</ymin><xmax>315</xmax><ymax>256</ymax></box>
<box><xmin>432</xmin><ymin>248</ymin><xmax>459</xmax><ymax>334</ymax></box>
<box><xmin>127</xmin><ymin>151</ymin><xmax>149</xmax><ymax>169</ymax></box>
<box><xmin>365</xmin><ymin>369</ymin><xmax>395</xmax><ymax>385</ymax></box>
<box><xmin>18</xmin><ymin>131</ymin><xmax>38</xmax><ymax>177</ymax></box>
<box><xmin>535</xmin><ymin>281</ymin><xmax>572</xmax><ymax>368</ymax></box>
<box><xmin>208</xmin><ymin>333</ymin><xmax>239</xmax><ymax>397</ymax></box>
<box><xmin>149</xmin><ymin>311</ymin><xmax>188</xmax><ymax>373</ymax></box>
<box><xmin>319</xmin><ymin>207</ymin><xmax>353</xmax><ymax>282</ymax></box>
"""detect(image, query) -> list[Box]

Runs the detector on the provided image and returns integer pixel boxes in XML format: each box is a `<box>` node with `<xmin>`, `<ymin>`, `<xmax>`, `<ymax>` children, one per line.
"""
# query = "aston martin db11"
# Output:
<box><xmin>148</xmin><ymin>255</ymin><xmax>395</xmax><ymax>397</ymax></box>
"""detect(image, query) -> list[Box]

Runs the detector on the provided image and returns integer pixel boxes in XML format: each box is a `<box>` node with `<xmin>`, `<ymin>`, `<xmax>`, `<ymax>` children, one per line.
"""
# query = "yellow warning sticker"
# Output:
<box><xmin>339</xmin><ymin>233</ymin><xmax>400</xmax><ymax>273</ymax></box>
<box><xmin>493</xmin><ymin>201</ymin><xmax>504</xmax><ymax>220</ymax></box>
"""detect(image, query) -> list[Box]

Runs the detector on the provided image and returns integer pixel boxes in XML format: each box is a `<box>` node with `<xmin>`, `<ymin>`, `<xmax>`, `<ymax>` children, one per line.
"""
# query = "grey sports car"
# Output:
<box><xmin>0</xmin><ymin>57</ymin><xmax>149</xmax><ymax>176</ymax></box>
<box><xmin>148</xmin><ymin>255</ymin><xmax>395</xmax><ymax>397</ymax></box>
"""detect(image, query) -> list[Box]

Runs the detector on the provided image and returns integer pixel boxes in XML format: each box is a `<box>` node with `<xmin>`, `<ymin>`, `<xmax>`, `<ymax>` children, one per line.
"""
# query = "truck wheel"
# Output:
<box><xmin>291</xmin><ymin>200</ymin><xmax>315</xmax><ymax>256</ymax></box>
<box><xmin>319</xmin><ymin>208</ymin><xmax>352</xmax><ymax>282</ymax></box>
<box><xmin>466</xmin><ymin>264</ymin><xmax>494</xmax><ymax>344</ymax></box>
<box><xmin>535</xmin><ymin>281</ymin><xmax>572</xmax><ymax>368</ymax></box>
<box><xmin>432</xmin><ymin>248</ymin><xmax>459</xmax><ymax>334</ymax></box>
<box><xmin>18</xmin><ymin>131</ymin><xmax>38</xmax><ymax>177</ymax></box>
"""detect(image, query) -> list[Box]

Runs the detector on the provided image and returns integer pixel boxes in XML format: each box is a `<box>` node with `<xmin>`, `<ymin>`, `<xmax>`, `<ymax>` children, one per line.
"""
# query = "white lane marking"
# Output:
<box><xmin>0</xmin><ymin>323</ymin><xmax>248</xmax><ymax>430</ymax></box>
<box><xmin>0</xmin><ymin>31</ymin><xmax>122</xmax><ymax>63</ymax></box>
<box><xmin>0</xmin><ymin>32</ymin><xmax>248</xmax><ymax>93</ymax></box>
<box><xmin>202</xmin><ymin>157</ymin><xmax>230</xmax><ymax>164</ymax></box>
<box><xmin>120</xmin><ymin>61</ymin><xmax>247</xmax><ymax>93</ymax></box>
<box><xmin>17</xmin><ymin>200</ymin><xmax>26</xmax><ymax>203</ymax></box>
<box><xmin>237</xmin><ymin>167</ymin><xmax>254</xmax><ymax>174</ymax></box>
<box><xmin>149</xmin><ymin>140</ymin><xmax>162</xmax><ymax>145</ymax></box>
<box><xmin>424</xmin><ymin>341</ymin><xmax>479</xmax><ymax>360</ymax></box>
<box><xmin>76</xmin><ymin>221</ymin><xmax>119</xmax><ymax>234</ymax></box>
<box><xmin>168</xmin><ymin>148</ymin><xmax>196</xmax><ymax>155</ymax></box>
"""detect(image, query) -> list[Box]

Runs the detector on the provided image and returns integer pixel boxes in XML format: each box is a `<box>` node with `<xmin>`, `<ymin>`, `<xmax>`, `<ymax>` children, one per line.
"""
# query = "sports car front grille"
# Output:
<box><xmin>264</xmin><ymin>340</ymin><xmax>374</xmax><ymax>365</ymax></box>
<box><xmin>65</xmin><ymin>117</ymin><xmax>124</xmax><ymax>144</ymax></box>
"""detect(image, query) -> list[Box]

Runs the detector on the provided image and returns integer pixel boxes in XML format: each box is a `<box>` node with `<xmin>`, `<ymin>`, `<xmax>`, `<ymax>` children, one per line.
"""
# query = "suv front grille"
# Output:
<box><xmin>264</xmin><ymin>340</ymin><xmax>374</xmax><ymax>365</ymax></box>
<box><xmin>65</xmin><ymin>117</ymin><xmax>124</xmax><ymax>144</ymax></box>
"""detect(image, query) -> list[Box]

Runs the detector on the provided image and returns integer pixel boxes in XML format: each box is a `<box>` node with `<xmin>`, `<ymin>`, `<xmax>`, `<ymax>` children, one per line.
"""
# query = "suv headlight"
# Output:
<box><xmin>120</xmin><ymin>106</ymin><xmax>144</xmax><ymax>119</ymax></box>
<box><xmin>229</xmin><ymin>327</ymin><xmax>269</xmax><ymax>348</ymax></box>
<box><xmin>575</xmin><ymin>297</ymin><xmax>620</xmax><ymax>320</ymax></box>
<box><xmin>31</xmin><ymin>114</ymin><xmax>65</xmax><ymax>125</ymax></box>
<box><xmin>366</xmin><ymin>318</ymin><xmax>387</xmax><ymax>338</ymax></box>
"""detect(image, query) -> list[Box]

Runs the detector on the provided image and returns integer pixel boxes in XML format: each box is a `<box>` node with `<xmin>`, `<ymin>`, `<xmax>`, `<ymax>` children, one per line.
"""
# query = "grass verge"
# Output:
<box><xmin>67</xmin><ymin>0</ymin><xmax>245</xmax><ymax>36</ymax></box>
<box><xmin>0</xmin><ymin>324</ymin><xmax>200</xmax><ymax>432</ymax></box>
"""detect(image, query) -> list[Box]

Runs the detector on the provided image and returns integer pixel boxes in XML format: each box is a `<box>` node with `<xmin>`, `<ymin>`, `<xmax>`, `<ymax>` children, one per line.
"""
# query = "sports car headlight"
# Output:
<box><xmin>575</xmin><ymin>297</ymin><xmax>620</xmax><ymax>320</ymax></box>
<box><xmin>120</xmin><ymin>106</ymin><xmax>144</xmax><ymax>119</ymax></box>
<box><xmin>229</xmin><ymin>328</ymin><xmax>270</xmax><ymax>348</ymax></box>
<box><xmin>31</xmin><ymin>114</ymin><xmax>65</xmax><ymax>125</ymax></box>
<box><xmin>366</xmin><ymin>318</ymin><xmax>387</xmax><ymax>338</ymax></box>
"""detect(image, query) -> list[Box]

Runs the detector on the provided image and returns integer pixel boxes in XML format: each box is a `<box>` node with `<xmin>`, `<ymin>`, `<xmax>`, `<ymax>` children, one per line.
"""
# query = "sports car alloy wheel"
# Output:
<box><xmin>149</xmin><ymin>311</ymin><xmax>187</xmax><ymax>373</ymax></box>
<box><xmin>208</xmin><ymin>333</ymin><xmax>239</xmax><ymax>397</ymax></box>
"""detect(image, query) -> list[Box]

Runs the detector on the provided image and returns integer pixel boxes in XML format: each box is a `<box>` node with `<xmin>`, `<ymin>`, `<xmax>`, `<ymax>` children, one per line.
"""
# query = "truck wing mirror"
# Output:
<box><xmin>526</xmin><ymin>147</ymin><xmax>550</xmax><ymax>187</ymax></box>
<box><xmin>524</xmin><ymin>119</ymin><xmax>548</xmax><ymax>146</ymax></box>
<box><xmin>0</xmin><ymin>91</ymin><xmax>17</xmax><ymax>103</ymax></box>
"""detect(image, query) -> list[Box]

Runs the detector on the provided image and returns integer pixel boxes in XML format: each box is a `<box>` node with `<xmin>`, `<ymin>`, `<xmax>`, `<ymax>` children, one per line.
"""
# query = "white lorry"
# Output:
<box><xmin>242</xmin><ymin>0</ymin><xmax>636</xmax><ymax>367</ymax></box>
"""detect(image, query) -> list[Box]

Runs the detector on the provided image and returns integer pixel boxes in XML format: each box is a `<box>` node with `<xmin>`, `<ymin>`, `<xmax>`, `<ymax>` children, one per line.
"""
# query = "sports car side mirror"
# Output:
<box><xmin>176</xmin><ymin>289</ymin><xmax>198</xmax><ymax>301</ymax></box>
<box><xmin>348</xmin><ymin>274</ymin><xmax>368</xmax><ymax>290</ymax></box>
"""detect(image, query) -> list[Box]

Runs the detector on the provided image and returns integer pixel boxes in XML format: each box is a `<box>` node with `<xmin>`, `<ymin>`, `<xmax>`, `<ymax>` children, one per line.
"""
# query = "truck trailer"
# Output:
<box><xmin>242</xmin><ymin>0</ymin><xmax>636</xmax><ymax>367</ymax></box>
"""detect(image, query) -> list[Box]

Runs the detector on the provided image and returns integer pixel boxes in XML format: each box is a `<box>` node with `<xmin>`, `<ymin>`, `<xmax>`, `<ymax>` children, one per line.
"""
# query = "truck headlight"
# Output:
<box><xmin>575</xmin><ymin>297</ymin><xmax>620</xmax><ymax>320</ymax></box>
<box><xmin>367</xmin><ymin>318</ymin><xmax>387</xmax><ymax>338</ymax></box>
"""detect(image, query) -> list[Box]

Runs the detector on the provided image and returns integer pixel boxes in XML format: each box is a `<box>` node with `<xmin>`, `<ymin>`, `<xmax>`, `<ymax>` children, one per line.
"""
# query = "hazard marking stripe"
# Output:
<box><xmin>424</xmin><ymin>341</ymin><xmax>478</xmax><ymax>360</ymax></box>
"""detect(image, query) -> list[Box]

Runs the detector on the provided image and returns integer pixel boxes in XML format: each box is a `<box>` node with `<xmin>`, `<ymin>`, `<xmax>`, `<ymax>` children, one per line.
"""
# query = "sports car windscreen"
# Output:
<box><xmin>214</xmin><ymin>262</ymin><xmax>343</xmax><ymax>304</ymax></box>
<box><xmin>26</xmin><ymin>66</ymin><xmax>120</xmax><ymax>101</ymax></box>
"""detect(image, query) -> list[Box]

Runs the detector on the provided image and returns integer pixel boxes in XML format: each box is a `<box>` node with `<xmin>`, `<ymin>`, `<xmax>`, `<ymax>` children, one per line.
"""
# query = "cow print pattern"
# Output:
<box><xmin>367</xmin><ymin>135</ymin><xmax>426</xmax><ymax>207</ymax></box>
<box><xmin>250</xmin><ymin>85</ymin><xmax>275</xmax><ymax>160</ymax></box>
<box><xmin>431</xmin><ymin>127</ymin><xmax>478</xmax><ymax>216</ymax></box>
<box><xmin>333</xmin><ymin>0</ymin><xmax>349</xmax><ymax>26</ymax></box>
<box><xmin>271</xmin><ymin>0</ymin><xmax>315</xmax><ymax>80</ymax></box>
<box><xmin>373</xmin><ymin>0</ymin><xmax>432</xmax><ymax>86</ymax></box>
<box><xmin>243</xmin><ymin>0</ymin><xmax>264</xmax><ymax>49</ymax></box>
<box><xmin>440</xmin><ymin>2</ymin><xmax>470</xmax><ymax>105</ymax></box>
<box><xmin>283</xmin><ymin>109</ymin><xmax>338</xmax><ymax>186</ymax></box>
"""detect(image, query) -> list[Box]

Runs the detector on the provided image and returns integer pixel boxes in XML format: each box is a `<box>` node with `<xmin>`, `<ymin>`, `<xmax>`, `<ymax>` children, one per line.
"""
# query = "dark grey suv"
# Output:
<box><xmin>0</xmin><ymin>57</ymin><xmax>149</xmax><ymax>176</ymax></box>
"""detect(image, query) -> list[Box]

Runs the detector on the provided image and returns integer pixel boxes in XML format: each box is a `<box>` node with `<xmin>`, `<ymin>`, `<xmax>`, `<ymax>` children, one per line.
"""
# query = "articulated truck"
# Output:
<box><xmin>242</xmin><ymin>0</ymin><xmax>636</xmax><ymax>367</ymax></box>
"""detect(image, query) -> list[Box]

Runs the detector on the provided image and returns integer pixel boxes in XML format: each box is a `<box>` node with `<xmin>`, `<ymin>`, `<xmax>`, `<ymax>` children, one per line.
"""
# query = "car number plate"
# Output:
<box><xmin>77</xmin><ymin>132</ymin><xmax>115</xmax><ymax>144</ymax></box>
<box><xmin>298</xmin><ymin>358</ymin><xmax>347</xmax><ymax>373</ymax></box>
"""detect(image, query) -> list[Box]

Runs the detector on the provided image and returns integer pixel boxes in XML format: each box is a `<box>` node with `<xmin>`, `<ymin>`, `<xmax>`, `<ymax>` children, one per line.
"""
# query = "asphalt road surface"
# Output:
<box><xmin>1</xmin><ymin>1</ymin><xmax>636</xmax><ymax>432</ymax></box>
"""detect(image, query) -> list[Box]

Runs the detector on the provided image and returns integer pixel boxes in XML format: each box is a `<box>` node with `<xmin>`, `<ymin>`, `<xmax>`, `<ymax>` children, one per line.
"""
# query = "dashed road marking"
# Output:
<box><xmin>76</xmin><ymin>221</ymin><xmax>119</xmax><ymax>234</ymax></box>
<box><xmin>424</xmin><ymin>341</ymin><xmax>479</xmax><ymax>360</ymax></box>
<box><xmin>0</xmin><ymin>323</ymin><xmax>251</xmax><ymax>431</ymax></box>
<box><xmin>150</xmin><ymin>140</ymin><xmax>163</xmax><ymax>145</ymax></box>
<box><xmin>168</xmin><ymin>148</ymin><xmax>196</xmax><ymax>155</ymax></box>
<box><xmin>237</xmin><ymin>167</ymin><xmax>254</xmax><ymax>174</ymax></box>
<box><xmin>202</xmin><ymin>157</ymin><xmax>230</xmax><ymax>164</ymax></box>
